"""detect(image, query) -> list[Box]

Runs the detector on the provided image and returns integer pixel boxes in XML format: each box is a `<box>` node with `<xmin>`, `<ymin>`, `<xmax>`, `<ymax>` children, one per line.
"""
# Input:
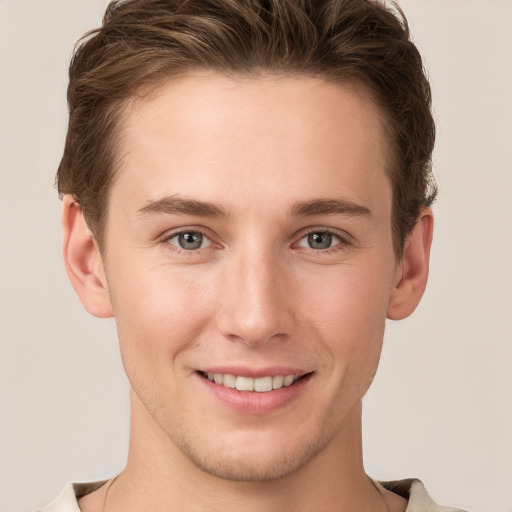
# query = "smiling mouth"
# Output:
<box><xmin>199</xmin><ymin>371</ymin><xmax>311</xmax><ymax>392</ymax></box>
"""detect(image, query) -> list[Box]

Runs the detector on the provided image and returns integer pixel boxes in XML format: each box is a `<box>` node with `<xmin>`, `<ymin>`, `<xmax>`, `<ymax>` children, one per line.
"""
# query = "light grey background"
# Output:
<box><xmin>0</xmin><ymin>1</ymin><xmax>511</xmax><ymax>511</ymax></box>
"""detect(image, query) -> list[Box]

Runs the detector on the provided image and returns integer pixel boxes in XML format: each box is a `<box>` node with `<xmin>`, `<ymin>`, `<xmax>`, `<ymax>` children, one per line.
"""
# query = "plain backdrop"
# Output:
<box><xmin>0</xmin><ymin>1</ymin><xmax>511</xmax><ymax>511</ymax></box>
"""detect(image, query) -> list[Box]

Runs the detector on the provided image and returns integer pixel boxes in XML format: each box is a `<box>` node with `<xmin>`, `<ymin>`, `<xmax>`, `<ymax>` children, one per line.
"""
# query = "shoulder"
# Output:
<box><xmin>36</xmin><ymin>481</ymin><xmax>107</xmax><ymax>512</ymax></box>
<box><xmin>380</xmin><ymin>478</ymin><xmax>468</xmax><ymax>512</ymax></box>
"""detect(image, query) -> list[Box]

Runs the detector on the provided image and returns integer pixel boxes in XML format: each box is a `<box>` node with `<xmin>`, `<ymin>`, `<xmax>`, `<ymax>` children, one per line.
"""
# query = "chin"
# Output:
<box><xmin>186</xmin><ymin>443</ymin><xmax>321</xmax><ymax>483</ymax></box>
<box><xmin>170</xmin><ymin>425</ymin><xmax>327</xmax><ymax>483</ymax></box>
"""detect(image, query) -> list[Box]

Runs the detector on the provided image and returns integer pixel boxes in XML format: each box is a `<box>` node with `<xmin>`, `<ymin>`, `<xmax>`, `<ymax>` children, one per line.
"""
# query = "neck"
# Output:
<box><xmin>103</xmin><ymin>389</ymin><xmax>388</xmax><ymax>512</ymax></box>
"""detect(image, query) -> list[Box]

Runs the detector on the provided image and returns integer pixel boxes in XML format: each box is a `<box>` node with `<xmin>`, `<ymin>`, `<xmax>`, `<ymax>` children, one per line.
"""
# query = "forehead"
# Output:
<box><xmin>113</xmin><ymin>73</ymin><xmax>391</xmax><ymax>218</ymax></box>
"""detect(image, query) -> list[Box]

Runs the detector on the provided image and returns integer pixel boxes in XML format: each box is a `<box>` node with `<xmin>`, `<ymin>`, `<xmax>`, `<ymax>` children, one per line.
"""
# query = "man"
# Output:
<box><xmin>40</xmin><ymin>0</ymin><xmax>465</xmax><ymax>510</ymax></box>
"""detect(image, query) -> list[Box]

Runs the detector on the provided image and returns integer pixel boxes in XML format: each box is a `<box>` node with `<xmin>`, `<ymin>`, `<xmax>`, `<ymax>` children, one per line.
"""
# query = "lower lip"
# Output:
<box><xmin>197</xmin><ymin>373</ymin><xmax>313</xmax><ymax>415</ymax></box>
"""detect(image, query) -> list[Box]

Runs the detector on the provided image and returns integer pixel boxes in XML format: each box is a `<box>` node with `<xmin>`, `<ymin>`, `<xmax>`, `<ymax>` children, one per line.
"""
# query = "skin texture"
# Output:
<box><xmin>63</xmin><ymin>74</ymin><xmax>432</xmax><ymax>512</ymax></box>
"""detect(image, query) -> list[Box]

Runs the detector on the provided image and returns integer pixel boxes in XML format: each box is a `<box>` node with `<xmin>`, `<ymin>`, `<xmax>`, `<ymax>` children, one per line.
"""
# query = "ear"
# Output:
<box><xmin>61</xmin><ymin>195</ymin><xmax>114</xmax><ymax>318</ymax></box>
<box><xmin>387</xmin><ymin>208</ymin><xmax>434</xmax><ymax>320</ymax></box>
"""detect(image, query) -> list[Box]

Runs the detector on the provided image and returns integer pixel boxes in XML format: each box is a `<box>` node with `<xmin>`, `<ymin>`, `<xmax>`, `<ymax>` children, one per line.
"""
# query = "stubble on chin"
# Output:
<box><xmin>164</xmin><ymin>417</ymin><xmax>330</xmax><ymax>483</ymax></box>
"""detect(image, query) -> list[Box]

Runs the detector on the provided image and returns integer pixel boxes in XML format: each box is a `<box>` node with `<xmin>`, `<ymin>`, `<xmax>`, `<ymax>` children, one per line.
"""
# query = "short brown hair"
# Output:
<box><xmin>57</xmin><ymin>0</ymin><xmax>436</xmax><ymax>254</ymax></box>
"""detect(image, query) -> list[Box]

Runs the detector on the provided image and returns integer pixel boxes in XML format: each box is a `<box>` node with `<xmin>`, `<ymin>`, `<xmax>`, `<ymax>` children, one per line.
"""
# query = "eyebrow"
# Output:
<box><xmin>137</xmin><ymin>195</ymin><xmax>371</xmax><ymax>220</ymax></box>
<box><xmin>137</xmin><ymin>196</ymin><xmax>230</xmax><ymax>218</ymax></box>
<box><xmin>289</xmin><ymin>198</ymin><xmax>371</xmax><ymax>218</ymax></box>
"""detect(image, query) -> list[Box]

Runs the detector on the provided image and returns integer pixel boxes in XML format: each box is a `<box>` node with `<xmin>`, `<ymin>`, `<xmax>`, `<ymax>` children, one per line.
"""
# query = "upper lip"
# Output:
<box><xmin>197</xmin><ymin>367</ymin><xmax>313</xmax><ymax>378</ymax></box>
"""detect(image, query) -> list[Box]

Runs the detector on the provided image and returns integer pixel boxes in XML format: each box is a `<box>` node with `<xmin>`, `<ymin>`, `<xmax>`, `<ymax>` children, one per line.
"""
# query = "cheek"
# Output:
<box><xmin>303</xmin><ymin>261</ymin><xmax>391</xmax><ymax>331</ymax></box>
<box><xmin>300</xmin><ymin>262</ymin><xmax>391</xmax><ymax>377</ymax></box>
<box><xmin>108</xmin><ymin>264</ymin><xmax>215</xmax><ymax>379</ymax></box>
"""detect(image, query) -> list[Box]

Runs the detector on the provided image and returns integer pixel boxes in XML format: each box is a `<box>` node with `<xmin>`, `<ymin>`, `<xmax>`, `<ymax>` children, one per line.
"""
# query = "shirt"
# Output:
<box><xmin>38</xmin><ymin>478</ymin><xmax>467</xmax><ymax>511</ymax></box>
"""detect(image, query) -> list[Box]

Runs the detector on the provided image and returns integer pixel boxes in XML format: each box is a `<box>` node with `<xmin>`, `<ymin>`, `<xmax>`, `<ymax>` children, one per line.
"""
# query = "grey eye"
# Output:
<box><xmin>297</xmin><ymin>231</ymin><xmax>342</xmax><ymax>251</ymax></box>
<box><xmin>307</xmin><ymin>232</ymin><xmax>333</xmax><ymax>249</ymax></box>
<box><xmin>169</xmin><ymin>231</ymin><xmax>208</xmax><ymax>250</ymax></box>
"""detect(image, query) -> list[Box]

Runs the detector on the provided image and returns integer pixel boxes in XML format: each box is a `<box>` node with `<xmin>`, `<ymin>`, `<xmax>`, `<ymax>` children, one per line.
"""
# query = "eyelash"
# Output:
<box><xmin>163</xmin><ymin>229</ymin><xmax>215</xmax><ymax>255</ymax></box>
<box><xmin>161</xmin><ymin>227</ymin><xmax>351</xmax><ymax>255</ymax></box>
<box><xmin>296</xmin><ymin>227</ymin><xmax>351</xmax><ymax>254</ymax></box>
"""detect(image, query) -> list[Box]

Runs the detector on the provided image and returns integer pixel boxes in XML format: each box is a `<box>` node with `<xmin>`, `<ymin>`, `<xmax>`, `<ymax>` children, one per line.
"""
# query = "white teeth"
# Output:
<box><xmin>254</xmin><ymin>376</ymin><xmax>273</xmax><ymax>392</ymax></box>
<box><xmin>235</xmin><ymin>376</ymin><xmax>254</xmax><ymax>391</ymax></box>
<box><xmin>222</xmin><ymin>374</ymin><xmax>236</xmax><ymax>388</ymax></box>
<box><xmin>204</xmin><ymin>372</ymin><xmax>302</xmax><ymax>392</ymax></box>
<box><xmin>272</xmin><ymin>375</ymin><xmax>284</xmax><ymax>389</ymax></box>
<box><xmin>283</xmin><ymin>375</ymin><xmax>295</xmax><ymax>387</ymax></box>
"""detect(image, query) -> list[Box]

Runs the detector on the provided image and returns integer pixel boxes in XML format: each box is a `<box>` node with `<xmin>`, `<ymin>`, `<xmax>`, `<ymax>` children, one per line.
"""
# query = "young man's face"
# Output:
<box><xmin>81</xmin><ymin>74</ymin><xmax>416</xmax><ymax>481</ymax></box>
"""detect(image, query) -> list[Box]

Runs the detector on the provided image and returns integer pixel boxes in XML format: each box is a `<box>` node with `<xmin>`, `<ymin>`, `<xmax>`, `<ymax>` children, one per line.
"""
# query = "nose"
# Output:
<box><xmin>215</xmin><ymin>247</ymin><xmax>295</xmax><ymax>346</ymax></box>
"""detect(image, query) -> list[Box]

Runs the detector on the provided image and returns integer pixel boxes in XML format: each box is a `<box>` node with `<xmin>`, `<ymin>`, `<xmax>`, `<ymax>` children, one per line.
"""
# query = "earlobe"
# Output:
<box><xmin>387</xmin><ymin>208</ymin><xmax>434</xmax><ymax>320</ymax></box>
<box><xmin>61</xmin><ymin>195</ymin><xmax>114</xmax><ymax>318</ymax></box>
